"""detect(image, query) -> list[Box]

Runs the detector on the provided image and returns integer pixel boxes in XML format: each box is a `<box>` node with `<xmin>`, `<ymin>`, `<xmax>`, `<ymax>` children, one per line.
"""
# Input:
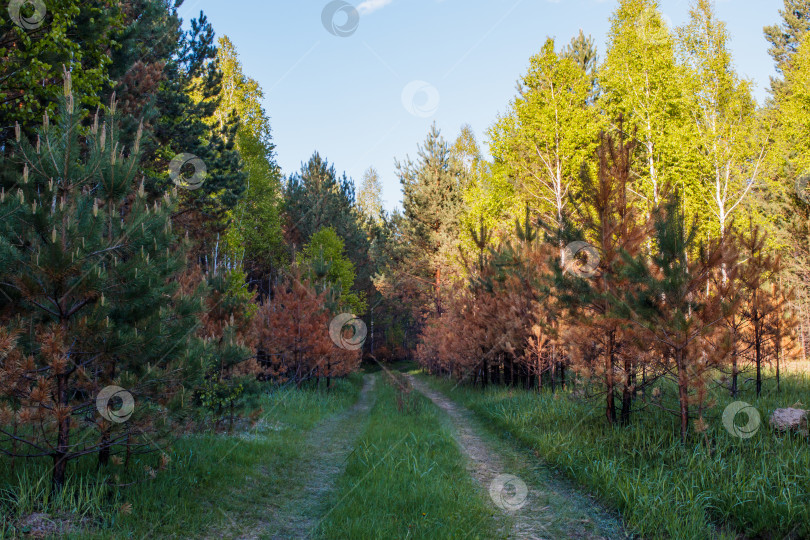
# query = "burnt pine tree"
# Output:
<box><xmin>552</xmin><ymin>124</ymin><xmax>649</xmax><ymax>425</ymax></box>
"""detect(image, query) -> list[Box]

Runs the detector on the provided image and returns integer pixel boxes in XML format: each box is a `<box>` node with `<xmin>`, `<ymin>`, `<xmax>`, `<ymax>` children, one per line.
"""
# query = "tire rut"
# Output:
<box><xmin>260</xmin><ymin>374</ymin><xmax>377</xmax><ymax>539</ymax></box>
<box><xmin>407</xmin><ymin>375</ymin><xmax>628</xmax><ymax>540</ymax></box>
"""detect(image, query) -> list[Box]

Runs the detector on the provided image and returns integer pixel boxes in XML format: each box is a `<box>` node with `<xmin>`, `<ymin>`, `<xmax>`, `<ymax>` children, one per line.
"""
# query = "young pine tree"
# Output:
<box><xmin>616</xmin><ymin>195</ymin><xmax>739</xmax><ymax>442</ymax></box>
<box><xmin>554</xmin><ymin>124</ymin><xmax>649</xmax><ymax>425</ymax></box>
<box><xmin>0</xmin><ymin>73</ymin><xmax>201</xmax><ymax>490</ymax></box>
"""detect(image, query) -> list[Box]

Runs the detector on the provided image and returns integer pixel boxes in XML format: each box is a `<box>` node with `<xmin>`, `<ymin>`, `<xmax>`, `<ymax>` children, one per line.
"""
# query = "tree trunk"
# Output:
<box><xmin>620</xmin><ymin>356</ymin><xmax>632</xmax><ymax>425</ymax></box>
<box><xmin>731</xmin><ymin>346</ymin><xmax>738</xmax><ymax>398</ymax></box>
<box><xmin>605</xmin><ymin>331</ymin><xmax>616</xmax><ymax>425</ymax></box>
<box><xmin>676</xmin><ymin>350</ymin><xmax>689</xmax><ymax>443</ymax></box>
<box><xmin>52</xmin><ymin>373</ymin><xmax>70</xmax><ymax>492</ymax></box>
<box><xmin>98</xmin><ymin>430</ymin><xmax>111</xmax><ymax>468</ymax></box>
<box><xmin>752</xmin><ymin>290</ymin><xmax>763</xmax><ymax>397</ymax></box>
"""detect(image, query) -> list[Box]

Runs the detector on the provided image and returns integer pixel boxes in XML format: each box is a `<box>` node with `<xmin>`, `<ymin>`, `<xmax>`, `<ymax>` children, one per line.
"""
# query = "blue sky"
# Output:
<box><xmin>179</xmin><ymin>0</ymin><xmax>782</xmax><ymax>212</ymax></box>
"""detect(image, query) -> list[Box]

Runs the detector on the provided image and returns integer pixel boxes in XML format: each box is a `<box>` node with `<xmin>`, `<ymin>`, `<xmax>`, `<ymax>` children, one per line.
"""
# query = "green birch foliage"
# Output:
<box><xmin>215</xmin><ymin>36</ymin><xmax>285</xmax><ymax>277</ymax></box>
<box><xmin>490</xmin><ymin>37</ymin><xmax>601</xmax><ymax>242</ymax></box>
<box><xmin>301</xmin><ymin>227</ymin><xmax>366</xmax><ymax>314</ymax></box>
<box><xmin>772</xmin><ymin>34</ymin><xmax>810</xmax><ymax>290</ymax></box>
<box><xmin>678</xmin><ymin>0</ymin><xmax>764</xmax><ymax>240</ymax></box>
<box><xmin>600</xmin><ymin>0</ymin><xmax>695</xmax><ymax>210</ymax></box>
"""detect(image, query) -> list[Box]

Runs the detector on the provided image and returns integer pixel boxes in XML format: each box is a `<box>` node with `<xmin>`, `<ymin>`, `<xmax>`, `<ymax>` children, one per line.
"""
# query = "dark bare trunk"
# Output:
<box><xmin>605</xmin><ymin>331</ymin><xmax>616</xmax><ymax>425</ymax></box>
<box><xmin>677</xmin><ymin>350</ymin><xmax>689</xmax><ymax>443</ymax></box>
<box><xmin>52</xmin><ymin>373</ymin><xmax>70</xmax><ymax>492</ymax></box>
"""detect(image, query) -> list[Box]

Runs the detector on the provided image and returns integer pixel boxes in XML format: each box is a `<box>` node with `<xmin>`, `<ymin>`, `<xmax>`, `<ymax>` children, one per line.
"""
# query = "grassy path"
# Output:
<box><xmin>408</xmin><ymin>375</ymin><xmax>630</xmax><ymax>540</ymax></box>
<box><xmin>316</xmin><ymin>372</ymin><xmax>500</xmax><ymax>539</ymax></box>
<box><xmin>259</xmin><ymin>374</ymin><xmax>378</xmax><ymax>539</ymax></box>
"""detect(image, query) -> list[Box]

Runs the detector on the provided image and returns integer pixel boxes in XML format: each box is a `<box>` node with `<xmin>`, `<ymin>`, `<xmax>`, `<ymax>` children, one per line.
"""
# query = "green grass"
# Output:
<box><xmin>427</xmin><ymin>370</ymin><xmax>810</xmax><ymax>540</ymax></box>
<box><xmin>316</xmin><ymin>373</ymin><xmax>499</xmax><ymax>539</ymax></box>
<box><xmin>0</xmin><ymin>375</ymin><xmax>363</xmax><ymax>539</ymax></box>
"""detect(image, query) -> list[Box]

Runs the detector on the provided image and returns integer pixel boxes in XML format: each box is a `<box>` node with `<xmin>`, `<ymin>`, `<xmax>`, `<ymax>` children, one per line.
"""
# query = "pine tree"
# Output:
<box><xmin>0</xmin><ymin>0</ymin><xmax>121</xmax><ymax>155</ymax></box>
<box><xmin>397</xmin><ymin>124</ymin><xmax>464</xmax><ymax>316</ymax></box>
<box><xmin>764</xmin><ymin>0</ymin><xmax>810</xmax><ymax>90</ymax></box>
<box><xmin>358</xmin><ymin>167</ymin><xmax>384</xmax><ymax>224</ymax></box>
<box><xmin>615</xmin><ymin>195</ymin><xmax>739</xmax><ymax>442</ymax></box>
<box><xmin>0</xmin><ymin>74</ymin><xmax>201</xmax><ymax>490</ymax></box>
<box><xmin>198</xmin><ymin>266</ymin><xmax>258</xmax><ymax>431</ymax></box>
<box><xmin>735</xmin><ymin>225</ymin><xmax>792</xmax><ymax>396</ymax></box>
<box><xmin>562</xmin><ymin>29</ymin><xmax>599</xmax><ymax>83</ymax></box>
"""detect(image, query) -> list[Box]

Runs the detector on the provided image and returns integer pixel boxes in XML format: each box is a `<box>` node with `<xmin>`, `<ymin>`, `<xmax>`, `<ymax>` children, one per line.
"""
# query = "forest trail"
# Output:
<box><xmin>219</xmin><ymin>374</ymin><xmax>376</xmax><ymax>540</ymax></box>
<box><xmin>262</xmin><ymin>374</ymin><xmax>377</xmax><ymax>539</ymax></box>
<box><xmin>407</xmin><ymin>375</ymin><xmax>629</xmax><ymax>540</ymax></box>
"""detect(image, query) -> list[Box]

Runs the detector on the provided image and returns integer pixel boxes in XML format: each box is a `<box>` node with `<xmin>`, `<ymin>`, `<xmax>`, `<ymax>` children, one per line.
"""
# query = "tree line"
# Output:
<box><xmin>413</xmin><ymin>0</ymin><xmax>809</xmax><ymax>443</ymax></box>
<box><xmin>0</xmin><ymin>0</ymin><xmax>405</xmax><ymax>491</ymax></box>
